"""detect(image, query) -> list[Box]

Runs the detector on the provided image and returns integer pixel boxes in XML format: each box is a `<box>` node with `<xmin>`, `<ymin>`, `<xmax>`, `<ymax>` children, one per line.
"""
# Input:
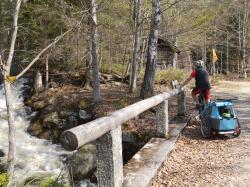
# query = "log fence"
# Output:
<box><xmin>61</xmin><ymin>88</ymin><xmax>186</xmax><ymax>187</ymax></box>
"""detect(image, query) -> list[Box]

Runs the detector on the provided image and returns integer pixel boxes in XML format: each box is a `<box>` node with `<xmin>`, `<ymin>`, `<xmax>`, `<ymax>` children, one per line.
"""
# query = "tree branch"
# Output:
<box><xmin>160</xmin><ymin>0</ymin><xmax>185</xmax><ymax>14</ymax></box>
<box><xmin>16</xmin><ymin>28</ymin><xmax>73</xmax><ymax>79</ymax></box>
<box><xmin>15</xmin><ymin>8</ymin><xmax>87</xmax><ymax>79</ymax></box>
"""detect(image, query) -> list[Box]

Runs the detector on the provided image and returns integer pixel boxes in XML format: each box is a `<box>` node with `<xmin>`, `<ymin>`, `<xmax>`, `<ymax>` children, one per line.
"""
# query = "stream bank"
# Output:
<box><xmin>1</xmin><ymin>75</ymin><xmax>180</xmax><ymax>186</ymax></box>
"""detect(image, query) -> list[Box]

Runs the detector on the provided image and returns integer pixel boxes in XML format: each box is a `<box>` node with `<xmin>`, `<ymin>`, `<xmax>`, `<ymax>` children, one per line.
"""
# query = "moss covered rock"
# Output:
<box><xmin>69</xmin><ymin>144</ymin><xmax>96</xmax><ymax>180</ymax></box>
<box><xmin>43</xmin><ymin>112</ymin><xmax>60</xmax><ymax>126</ymax></box>
<box><xmin>27</xmin><ymin>120</ymin><xmax>44</xmax><ymax>136</ymax></box>
<box><xmin>32</xmin><ymin>100</ymin><xmax>49</xmax><ymax>110</ymax></box>
<box><xmin>78</xmin><ymin>98</ymin><xmax>91</xmax><ymax>109</ymax></box>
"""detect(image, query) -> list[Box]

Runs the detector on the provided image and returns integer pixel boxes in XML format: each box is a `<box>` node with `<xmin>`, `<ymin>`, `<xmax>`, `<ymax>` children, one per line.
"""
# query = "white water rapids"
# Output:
<box><xmin>0</xmin><ymin>79</ymin><xmax>69</xmax><ymax>186</ymax></box>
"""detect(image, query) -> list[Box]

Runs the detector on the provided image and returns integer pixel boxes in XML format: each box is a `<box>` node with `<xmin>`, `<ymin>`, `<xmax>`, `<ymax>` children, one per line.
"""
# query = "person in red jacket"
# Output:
<box><xmin>180</xmin><ymin>60</ymin><xmax>211</xmax><ymax>109</ymax></box>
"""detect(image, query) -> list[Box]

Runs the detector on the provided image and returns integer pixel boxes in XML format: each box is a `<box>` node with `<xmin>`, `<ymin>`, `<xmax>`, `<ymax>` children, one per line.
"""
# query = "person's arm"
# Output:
<box><xmin>180</xmin><ymin>70</ymin><xmax>196</xmax><ymax>88</ymax></box>
<box><xmin>180</xmin><ymin>75</ymin><xmax>192</xmax><ymax>88</ymax></box>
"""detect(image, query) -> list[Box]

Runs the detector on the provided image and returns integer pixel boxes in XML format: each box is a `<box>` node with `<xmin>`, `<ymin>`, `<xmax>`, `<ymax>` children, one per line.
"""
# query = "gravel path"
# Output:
<box><xmin>151</xmin><ymin>81</ymin><xmax>250</xmax><ymax>187</ymax></box>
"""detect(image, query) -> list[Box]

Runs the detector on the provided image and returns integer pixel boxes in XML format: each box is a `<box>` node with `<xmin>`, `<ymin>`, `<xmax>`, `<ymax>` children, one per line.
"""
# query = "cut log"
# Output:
<box><xmin>60</xmin><ymin>88</ymin><xmax>182</xmax><ymax>150</ymax></box>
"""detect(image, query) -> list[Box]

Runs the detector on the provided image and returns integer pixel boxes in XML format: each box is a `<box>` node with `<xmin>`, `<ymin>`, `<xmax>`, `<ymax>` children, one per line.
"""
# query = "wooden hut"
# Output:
<box><xmin>157</xmin><ymin>38</ymin><xmax>192</xmax><ymax>71</ymax></box>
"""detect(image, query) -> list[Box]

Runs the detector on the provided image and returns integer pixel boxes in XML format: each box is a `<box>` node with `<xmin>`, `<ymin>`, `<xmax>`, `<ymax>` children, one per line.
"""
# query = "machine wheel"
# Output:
<box><xmin>233</xmin><ymin>117</ymin><xmax>241</xmax><ymax>137</ymax></box>
<box><xmin>201</xmin><ymin>119</ymin><xmax>211</xmax><ymax>138</ymax></box>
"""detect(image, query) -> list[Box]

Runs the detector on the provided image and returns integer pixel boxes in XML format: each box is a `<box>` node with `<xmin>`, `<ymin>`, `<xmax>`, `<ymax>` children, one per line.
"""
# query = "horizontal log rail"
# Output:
<box><xmin>60</xmin><ymin>88</ymin><xmax>186</xmax><ymax>187</ymax></box>
<box><xmin>61</xmin><ymin>88</ymin><xmax>183</xmax><ymax>150</ymax></box>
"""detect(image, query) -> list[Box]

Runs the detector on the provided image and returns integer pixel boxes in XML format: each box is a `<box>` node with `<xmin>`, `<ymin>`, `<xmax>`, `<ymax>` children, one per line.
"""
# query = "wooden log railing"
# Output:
<box><xmin>60</xmin><ymin>88</ymin><xmax>186</xmax><ymax>187</ymax></box>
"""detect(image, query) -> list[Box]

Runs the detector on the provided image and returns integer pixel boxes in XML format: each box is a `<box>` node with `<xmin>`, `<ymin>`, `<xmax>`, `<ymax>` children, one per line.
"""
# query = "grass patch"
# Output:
<box><xmin>39</xmin><ymin>176</ymin><xmax>69</xmax><ymax>187</ymax></box>
<box><xmin>210</xmin><ymin>75</ymin><xmax>221</xmax><ymax>86</ymax></box>
<box><xmin>100</xmin><ymin>63</ymin><xmax>126</xmax><ymax>75</ymax></box>
<box><xmin>0</xmin><ymin>173</ymin><xmax>9</xmax><ymax>187</ymax></box>
<box><xmin>118</xmin><ymin>98</ymin><xmax>130</xmax><ymax>108</ymax></box>
<box><xmin>155</xmin><ymin>68</ymin><xmax>187</xmax><ymax>84</ymax></box>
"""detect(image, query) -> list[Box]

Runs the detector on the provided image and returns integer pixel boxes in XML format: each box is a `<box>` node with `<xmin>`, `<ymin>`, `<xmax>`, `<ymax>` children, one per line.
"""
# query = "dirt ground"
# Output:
<box><xmin>151</xmin><ymin>80</ymin><xmax>250</xmax><ymax>187</ymax></box>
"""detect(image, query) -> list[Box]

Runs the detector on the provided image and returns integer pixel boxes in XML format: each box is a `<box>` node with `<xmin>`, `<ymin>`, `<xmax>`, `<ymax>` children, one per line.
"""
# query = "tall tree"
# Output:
<box><xmin>140</xmin><ymin>0</ymin><xmax>160</xmax><ymax>99</ymax></box>
<box><xmin>226</xmin><ymin>32</ymin><xmax>229</xmax><ymax>74</ymax></box>
<box><xmin>2</xmin><ymin>1</ymin><xmax>22</xmax><ymax>184</ymax></box>
<box><xmin>241</xmin><ymin>0</ymin><xmax>249</xmax><ymax>78</ymax></box>
<box><xmin>0</xmin><ymin>1</ymin><xmax>3</xmax><ymax>83</ymax></box>
<box><xmin>1</xmin><ymin>1</ymin><xmax>75</xmax><ymax>185</ymax></box>
<box><xmin>129</xmin><ymin>0</ymin><xmax>141</xmax><ymax>93</ymax></box>
<box><xmin>0</xmin><ymin>1</ymin><xmax>2</xmax><ymax>56</ymax></box>
<box><xmin>237</xmin><ymin>7</ymin><xmax>242</xmax><ymax>75</ymax></box>
<box><xmin>87</xmin><ymin>0</ymin><xmax>100</xmax><ymax>102</ymax></box>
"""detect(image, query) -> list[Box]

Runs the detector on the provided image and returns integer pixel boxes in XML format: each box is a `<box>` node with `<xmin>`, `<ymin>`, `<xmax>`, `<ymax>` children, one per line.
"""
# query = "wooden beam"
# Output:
<box><xmin>60</xmin><ymin>88</ymin><xmax>182</xmax><ymax>150</ymax></box>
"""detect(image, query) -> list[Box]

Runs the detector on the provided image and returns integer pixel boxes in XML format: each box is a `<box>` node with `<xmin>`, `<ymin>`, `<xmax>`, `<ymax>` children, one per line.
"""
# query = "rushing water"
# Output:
<box><xmin>0</xmin><ymin>79</ymin><xmax>69</xmax><ymax>186</ymax></box>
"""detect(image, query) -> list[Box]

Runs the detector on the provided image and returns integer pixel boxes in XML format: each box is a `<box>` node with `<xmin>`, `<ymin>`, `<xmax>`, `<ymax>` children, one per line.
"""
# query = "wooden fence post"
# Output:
<box><xmin>156</xmin><ymin>100</ymin><xmax>169</xmax><ymax>137</ymax></box>
<box><xmin>177</xmin><ymin>91</ymin><xmax>186</xmax><ymax>116</ymax></box>
<box><xmin>96</xmin><ymin>126</ymin><xmax>123</xmax><ymax>187</ymax></box>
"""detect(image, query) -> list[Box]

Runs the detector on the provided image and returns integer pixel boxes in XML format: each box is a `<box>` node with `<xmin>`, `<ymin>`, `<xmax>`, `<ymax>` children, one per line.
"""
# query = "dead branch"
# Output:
<box><xmin>16</xmin><ymin>28</ymin><xmax>73</xmax><ymax>79</ymax></box>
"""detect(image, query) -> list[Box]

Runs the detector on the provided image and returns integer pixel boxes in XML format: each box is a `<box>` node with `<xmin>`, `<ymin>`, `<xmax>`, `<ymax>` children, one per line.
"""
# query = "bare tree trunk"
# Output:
<box><xmin>89</xmin><ymin>0</ymin><xmax>100</xmax><ymax>102</ymax></box>
<box><xmin>34</xmin><ymin>71</ymin><xmax>43</xmax><ymax>93</ymax></box>
<box><xmin>212</xmin><ymin>53</ymin><xmax>215</xmax><ymax>78</ymax></box>
<box><xmin>45</xmin><ymin>55</ymin><xmax>49</xmax><ymax>89</ymax></box>
<box><xmin>6</xmin><ymin>0</ymin><xmax>20</xmax><ymax>75</ymax></box>
<box><xmin>203</xmin><ymin>32</ymin><xmax>207</xmax><ymax>64</ymax></box>
<box><xmin>3</xmin><ymin>80</ymin><xmax>16</xmax><ymax>177</ymax></box>
<box><xmin>226</xmin><ymin>33</ymin><xmax>229</xmax><ymax>74</ymax></box>
<box><xmin>76</xmin><ymin>28</ymin><xmax>80</xmax><ymax>62</ymax></box>
<box><xmin>138</xmin><ymin>37</ymin><xmax>147</xmax><ymax>74</ymax></box>
<box><xmin>0</xmin><ymin>1</ymin><xmax>3</xmax><ymax>83</ymax></box>
<box><xmin>220</xmin><ymin>49</ymin><xmax>223</xmax><ymax>74</ymax></box>
<box><xmin>188</xmin><ymin>51</ymin><xmax>192</xmax><ymax>71</ymax></box>
<box><xmin>0</xmin><ymin>1</ymin><xmax>3</xmax><ymax>54</ymax></box>
<box><xmin>238</xmin><ymin>9</ymin><xmax>241</xmax><ymax>76</ymax></box>
<box><xmin>140</xmin><ymin>0</ymin><xmax>160</xmax><ymax>99</ymax></box>
<box><xmin>7</xmin><ymin>0</ymin><xmax>13</xmax><ymax>46</ymax></box>
<box><xmin>84</xmin><ymin>31</ymin><xmax>92</xmax><ymax>90</ymax></box>
<box><xmin>121</xmin><ymin>41</ymin><xmax>128</xmax><ymax>79</ymax></box>
<box><xmin>3</xmin><ymin>1</ymin><xmax>21</xmax><ymax>184</ymax></box>
<box><xmin>212</xmin><ymin>28</ymin><xmax>216</xmax><ymax>78</ymax></box>
<box><xmin>242</xmin><ymin>0</ymin><xmax>249</xmax><ymax>78</ymax></box>
<box><xmin>172</xmin><ymin>37</ymin><xmax>178</xmax><ymax>68</ymax></box>
<box><xmin>99</xmin><ymin>33</ymin><xmax>103</xmax><ymax>65</ymax></box>
<box><xmin>129</xmin><ymin>0</ymin><xmax>141</xmax><ymax>93</ymax></box>
<box><xmin>173</xmin><ymin>52</ymin><xmax>178</xmax><ymax>68</ymax></box>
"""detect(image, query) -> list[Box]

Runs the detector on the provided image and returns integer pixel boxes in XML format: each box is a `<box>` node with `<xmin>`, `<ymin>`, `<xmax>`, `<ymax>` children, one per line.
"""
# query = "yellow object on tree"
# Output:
<box><xmin>212</xmin><ymin>49</ymin><xmax>218</xmax><ymax>63</ymax></box>
<box><xmin>5</xmin><ymin>76</ymin><xmax>17</xmax><ymax>83</ymax></box>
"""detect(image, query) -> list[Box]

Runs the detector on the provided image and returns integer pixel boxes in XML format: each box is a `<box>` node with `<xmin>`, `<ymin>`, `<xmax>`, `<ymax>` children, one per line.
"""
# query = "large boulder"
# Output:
<box><xmin>27</xmin><ymin>118</ymin><xmax>62</xmax><ymax>142</ymax></box>
<box><xmin>43</xmin><ymin>112</ymin><xmax>61</xmax><ymax>126</ymax></box>
<box><xmin>27</xmin><ymin>120</ymin><xmax>44</xmax><ymax>136</ymax></box>
<box><xmin>67</xmin><ymin>113</ymin><xmax>79</xmax><ymax>128</ymax></box>
<box><xmin>26</xmin><ymin>89</ymin><xmax>94</xmax><ymax>142</ymax></box>
<box><xmin>25</xmin><ymin>91</ymin><xmax>57</xmax><ymax>111</ymax></box>
<box><xmin>69</xmin><ymin>144</ymin><xmax>96</xmax><ymax>180</ymax></box>
<box><xmin>78</xmin><ymin>99</ymin><xmax>91</xmax><ymax>109</ymax></box>
<box><xmin>25</xmin><ymin>91</ymin><xmax>46</xmax><ymax>104</ymax></box>
<box><xmin>79</xmin><ymin>109</ymin><xmax>91</xmax><ymax>121</ymax></box>
<box><xmin>32</xmin><ymin>100</ymin><xmax>48</xmax><ymax>110</ymax></box>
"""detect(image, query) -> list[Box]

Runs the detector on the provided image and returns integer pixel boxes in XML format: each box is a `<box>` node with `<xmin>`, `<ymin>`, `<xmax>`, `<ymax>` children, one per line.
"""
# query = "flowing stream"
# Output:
<box><xmin>0</xmin><ymin>79</ymin><xmax>69</xmax><ymax>186</ymax></box>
